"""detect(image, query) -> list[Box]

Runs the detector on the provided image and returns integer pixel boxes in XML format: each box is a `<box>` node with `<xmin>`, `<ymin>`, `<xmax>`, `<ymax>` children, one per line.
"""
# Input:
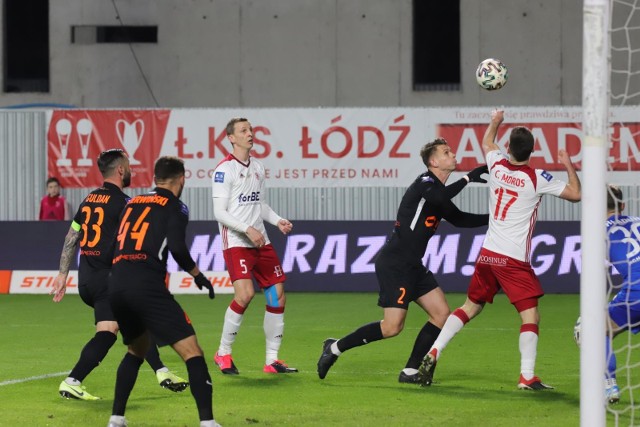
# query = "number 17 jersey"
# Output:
<box><xmin>483</xmin><ymin>150</ymin><xmax>566</xmax><ymax>263</ymax></box>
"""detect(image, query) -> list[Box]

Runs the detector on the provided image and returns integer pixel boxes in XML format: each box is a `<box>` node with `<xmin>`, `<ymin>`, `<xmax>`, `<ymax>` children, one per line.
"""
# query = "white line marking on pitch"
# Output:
<box><xmin>0</xmin><ymin>371</ymin><xmax>68</xmax><ymax>387</ymax></box>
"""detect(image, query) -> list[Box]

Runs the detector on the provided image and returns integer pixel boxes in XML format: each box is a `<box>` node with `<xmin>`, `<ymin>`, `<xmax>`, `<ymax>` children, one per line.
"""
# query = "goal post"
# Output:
<box><xmin>581</xmin><ymin>0</ymin><xmax>610</xmax><ymax>426</ymax></box>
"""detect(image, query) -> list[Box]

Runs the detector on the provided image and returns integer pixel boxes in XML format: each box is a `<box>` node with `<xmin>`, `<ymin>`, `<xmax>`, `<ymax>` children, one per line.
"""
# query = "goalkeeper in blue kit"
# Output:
<box><xmin>604</xmin><ymin>185</ymin><xmax>640</xmax><ymax>404</ymax></box>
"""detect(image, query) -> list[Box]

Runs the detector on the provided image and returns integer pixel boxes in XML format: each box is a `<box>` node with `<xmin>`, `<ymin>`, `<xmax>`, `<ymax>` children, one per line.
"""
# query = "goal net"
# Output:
<box><xmin>605</xmin><ymin>1</ymin><xmax>640</xmax><ymax>426</ymax></box>
<box><xmin>584</xmin><ymin>1</ymin><xmax>640</xmax><ymax>426</ymax></box>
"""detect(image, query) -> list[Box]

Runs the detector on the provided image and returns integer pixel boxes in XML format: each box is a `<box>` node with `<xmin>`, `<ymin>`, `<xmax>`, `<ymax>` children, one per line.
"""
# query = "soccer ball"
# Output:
<box><xmin>476</xmin><ymin>58</ymin><xmax>508</xmax><ymax>90</ymax></box>
<box><xmin>573</xmin><ymin>316</ymin><xmax>581</xmax><ymax>347</ymax></box>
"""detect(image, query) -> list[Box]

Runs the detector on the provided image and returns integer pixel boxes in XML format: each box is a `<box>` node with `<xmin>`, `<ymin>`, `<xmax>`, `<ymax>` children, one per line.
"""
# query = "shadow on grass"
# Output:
<box><xmin>315</xmin><ymin>377</ymin><xmax>580</xmax><ymax>406</ymax></box>
<box><xmin>215</xmin><ymin>373</ymin><xmax>302</xmax><ymax>388</ymax></box>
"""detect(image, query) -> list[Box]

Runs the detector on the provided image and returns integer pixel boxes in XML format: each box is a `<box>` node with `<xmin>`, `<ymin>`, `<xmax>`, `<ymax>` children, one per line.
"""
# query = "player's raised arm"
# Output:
<box><xmin>482</xmin><ymin>109</ymin><xmax>504</xmax><ymax>155</ymax></box>
<box><xmin>557</xmin><ymin>149</ymin><xmax>581</xmax><ymax>202</ymax></box>
<box><xmin>442</xmin><ymin>202</ymin><xmax>489</xmax><ymax>228</ymax></box>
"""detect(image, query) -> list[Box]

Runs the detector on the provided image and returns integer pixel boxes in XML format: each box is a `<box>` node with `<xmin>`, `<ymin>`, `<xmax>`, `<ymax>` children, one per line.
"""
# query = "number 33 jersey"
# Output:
<box><xmin>483</xmin><ymin>150</ymin><xmax>566</xmax><ymax>263</ymax></box>
<box><xmin>72</xmin><ymin>182</ymin><xmax>130</xmax><ymax>274</ymax></box>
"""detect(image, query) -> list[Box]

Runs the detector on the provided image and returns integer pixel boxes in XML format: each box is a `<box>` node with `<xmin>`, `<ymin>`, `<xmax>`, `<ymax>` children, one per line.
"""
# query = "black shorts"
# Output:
<box><xmin>109</xmin><ymin>286</ymin><xmax>195</xmax><ymax>346</ymax></box>
<box><xmin>375</xmin><ymin>253</ymin><xmax>439</xmax><ymax>309</ymax></box>
<box><xmin>78</xmin><ymin>269</ymin><xmax>115</xmax><ymax>324</ymax></box>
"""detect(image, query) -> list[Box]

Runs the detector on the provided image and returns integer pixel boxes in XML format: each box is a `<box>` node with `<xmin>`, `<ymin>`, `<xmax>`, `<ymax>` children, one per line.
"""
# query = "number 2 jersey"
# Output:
<box><xmin>72</xmin><ymin>182</ymin><xmax>129</xmax><ymax>278</ymax></box>
<box><xmin>607</xmin><ymin>214</ymin><xmax>640</xmax><ymax>296</ymax></box>
<box><xmin>382</xmin><ymin>171</ymin><xmax>488</xmax><ymax>265</ymax></box>
<box><xmin>110</xmin><ymin>187</ymin><xmax>197</xmax><ymax>288</ymax></box>
<box><xmin>483</xmin><ymin>150</ymin><xmax>566</xmax><ymax>263</ymax></box>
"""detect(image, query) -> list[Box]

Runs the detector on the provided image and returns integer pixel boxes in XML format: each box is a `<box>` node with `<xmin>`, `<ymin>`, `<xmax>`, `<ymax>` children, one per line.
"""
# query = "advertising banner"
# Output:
<box><xmin>9</xmin><ymin>271</ymin><xmax>79</xmax><ymax>295</ymax></box>
<box><xmin>47</xmin><ymin>110</ymin><xmax>171</xmax><ymax>188</ymax></box>
<box><xmin>0</xmin><ymin>220</ymin><xmax>587</xmax><ymax>294</ymax></box>
<box><xmin>46</xmin><ymin>107</ymin><xmax>640</xmax><ymax>188</ymax></box>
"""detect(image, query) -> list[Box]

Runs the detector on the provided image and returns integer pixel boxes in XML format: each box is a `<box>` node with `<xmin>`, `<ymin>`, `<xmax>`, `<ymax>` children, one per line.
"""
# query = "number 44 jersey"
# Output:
<box><xmin>110</xmin><ymin>187</ymin><xmax>197</xmax><ymax>286</ymax></box>
<box><xmin>483</xmin><ymin>150</ymin><xmax>567</xmax><ymax>263</ymax></box>
<box><xmin>72</xmin><ymin>182</ymin><xmax>130</xmax><ymax>274</ymax></box>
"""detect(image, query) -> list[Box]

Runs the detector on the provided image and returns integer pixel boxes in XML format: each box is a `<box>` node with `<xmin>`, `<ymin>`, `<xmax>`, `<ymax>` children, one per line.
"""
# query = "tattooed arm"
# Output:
<box><xmin>50</xmin><ymin>226</ymin><xmax>81</xmax><ymax>302</ymax></box>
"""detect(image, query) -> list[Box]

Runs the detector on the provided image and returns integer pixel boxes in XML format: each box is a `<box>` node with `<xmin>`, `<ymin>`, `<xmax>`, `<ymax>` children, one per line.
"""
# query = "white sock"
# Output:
<box><xmin>431</xmin><ymin>313</ymin><xmax>466</xmax><ymax>359</ymax></box>
<box><xmin>402</xmin><ymin>368</ymin><xmax>419</xmax><ymax>375</ymax></box>
<box><xmin>200</xmin><ymin>420</ymin><xmax>220</xmax><ymax>427</ymax></box>
<box><xmin>330</xmin><ymin>341</ymin><xmax>342</xmax><ymax>356</ymax></box>
<box><xmin>519</xmin><ymin>330</ymin><xmax>538</xmax><ymax>380</ymax></box>
<box><xmin>156</xmin><ymin>367</ymin><xmax>169</xmax><ymax>374</ymax></box>
<box><xmin>65</xmin><ymin>377</ymin><xmax>81</xmax><ymax>386</ymax></box>
<box><xmin>264</xmin><ymin>310</ymin><xmax>284</xmax><ymax>365</ymax></box>
<box><xmin>218</xmin><ymin>306</ymin><xmax>244</xmax><ymax>355</ymax></box>
<box><xmin>108</xmin><ymin>415</ymin><xmax>126</xmax><ymax>426</ymax></box>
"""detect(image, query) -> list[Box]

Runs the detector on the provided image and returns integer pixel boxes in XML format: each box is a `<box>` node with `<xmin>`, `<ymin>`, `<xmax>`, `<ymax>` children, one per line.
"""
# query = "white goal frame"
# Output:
<box><xmin>581</xmin><ymin>0</ymin><xmax>609</xmax><ymax>426</ymax></box>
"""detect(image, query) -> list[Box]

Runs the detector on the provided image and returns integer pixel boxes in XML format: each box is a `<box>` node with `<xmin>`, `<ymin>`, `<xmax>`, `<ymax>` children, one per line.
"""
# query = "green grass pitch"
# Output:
<box><xmin>0</xmin><ymin>293</ymin><xmax>634</xmax><ymax>426</ymax></box>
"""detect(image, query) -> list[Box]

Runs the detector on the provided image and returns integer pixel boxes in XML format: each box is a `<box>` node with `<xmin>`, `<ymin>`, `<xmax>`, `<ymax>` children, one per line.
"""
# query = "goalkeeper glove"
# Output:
<box><xmin>194</xmin><ymin>272</ymin><xmax>215</xmax><ymax>299</ymax></box>
<box><xmin>465</xmin><ymin>165</ymin><xmax>489</xmax><ymax>183</ymax></box>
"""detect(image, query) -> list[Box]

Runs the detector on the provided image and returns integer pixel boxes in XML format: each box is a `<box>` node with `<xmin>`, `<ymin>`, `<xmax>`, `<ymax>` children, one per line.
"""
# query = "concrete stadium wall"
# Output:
<box><xmin>0</xmin><ymin>0</ymin><xmax>583</xmax><ymax>108</ymax></box>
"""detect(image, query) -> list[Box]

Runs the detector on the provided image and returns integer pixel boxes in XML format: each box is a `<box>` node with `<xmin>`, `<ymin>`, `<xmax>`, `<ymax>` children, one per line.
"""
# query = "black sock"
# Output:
<box><xmin>404</xmin><ymin>321</ymin><xmax>441</xmax><ymax>370</ymax></box>
<box><xmin>112</xmin><ymin>352</ymin><xmax>144</xmax><ymax>416</ymax></box>
<box><xmin>186</xmin><ymin>356</ymin><xmax>214</xmax><ymax>421</ymax></box>
<box><xmin>336</xmin><ymin>321</ymin><xmax>384</xmax><ymax>353</ymax></box>
<box><xmin>144</xmin><ymin>337</ymin><xmax>164</xmax><ymax>372</ymax></box>
<box><xmin>68</xmin><ymin>331</ymin><xmax>117</xmax><ymax>382</ymax></box>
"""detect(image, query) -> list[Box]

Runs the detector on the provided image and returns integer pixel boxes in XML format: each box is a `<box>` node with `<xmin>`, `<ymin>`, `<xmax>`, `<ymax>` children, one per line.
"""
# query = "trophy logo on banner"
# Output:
<box><xmin>54</xmin><ymin>117</ymin><xmax>94</xmax><ymax>167</ymax></box>
<box><xmin>76</xmin><ymin>118</ymin><xmax>93</xmax><ymax>166</ymax></box>
<box><xmin>116</xmin><ymin>119</ymin><xmax>145</xmax><ymax>165</ymax></box>
<box><xmin>55</xmin><ymin>119</ymin><xmax>73</xmax><ymax>166</ymax></box>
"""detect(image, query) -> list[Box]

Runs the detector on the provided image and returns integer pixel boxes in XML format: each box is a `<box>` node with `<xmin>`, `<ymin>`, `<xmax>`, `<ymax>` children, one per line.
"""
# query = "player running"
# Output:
<box><xmin>50</xmin><ymin>149</ymin><xmax>188</xmax><ymax>401</ymax></box>
<box><xmin>317</xmin><ymin>138</ymin><xmax>489</xmax><ymax>384</ymax></box>
<box><xmin>419</xmin><ymin>109</ymin><xmax>581</xmax><ymax>390</ymax></box>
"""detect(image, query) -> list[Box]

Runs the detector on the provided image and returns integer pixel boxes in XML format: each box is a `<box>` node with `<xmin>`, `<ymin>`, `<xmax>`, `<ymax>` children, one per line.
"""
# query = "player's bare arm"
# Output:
<box><xmin>557</xmin><ymin>149</ymin><xmax>582</xmax><ymax>202</ymax></box>
<box><xmin>482</xmin><ymin>109</ymin><xmax>504</xmax><ymax>155</ymax></box>
<box><xmin>51</xmin><ymin>226</ymin><xmax>81</xmax><ymax>302</ymax></box>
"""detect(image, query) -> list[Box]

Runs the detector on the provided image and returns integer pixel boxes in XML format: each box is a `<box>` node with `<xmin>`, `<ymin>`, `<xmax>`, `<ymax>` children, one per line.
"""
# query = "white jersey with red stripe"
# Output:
<box><xmin>212</xmin><ymin>154</ymin><xmax>269</xmax><ymax>249</ymax></box>
<box><xmin>483</xmin><ymin>150</ymin><xmax>566</xmax><ymax>262</ymax></box>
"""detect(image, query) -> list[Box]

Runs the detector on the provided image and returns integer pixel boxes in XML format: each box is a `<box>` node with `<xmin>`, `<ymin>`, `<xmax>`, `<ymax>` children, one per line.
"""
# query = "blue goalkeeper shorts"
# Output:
<box><xmin>609</xmin><ymin>289</ymin><xmax>640</xmax><ymax>334</ymax></box>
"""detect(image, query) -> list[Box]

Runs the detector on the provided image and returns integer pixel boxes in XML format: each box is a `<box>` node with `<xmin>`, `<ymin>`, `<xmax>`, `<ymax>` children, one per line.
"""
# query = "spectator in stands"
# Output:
<box><xmin>39</xmin><ymin>177</ymin><xmax>70</xmax><ymax>221</ymax></box>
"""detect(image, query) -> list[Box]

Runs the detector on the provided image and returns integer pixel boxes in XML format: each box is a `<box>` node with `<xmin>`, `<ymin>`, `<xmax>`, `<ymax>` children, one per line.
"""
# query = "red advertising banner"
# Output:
<box><xmin>46</xmin><ymin>107</ymin><xmax>640</xmax><ymax>188</ymax></box>
<box><xmin>47</xmin><ymin>110</ymin><xmax>170</xmax><ymax>188</ymax></box>
<box><xmin>438</xmin><ymin>122</ymin><xmax>640</xmax><ymax>171</ymax></box>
